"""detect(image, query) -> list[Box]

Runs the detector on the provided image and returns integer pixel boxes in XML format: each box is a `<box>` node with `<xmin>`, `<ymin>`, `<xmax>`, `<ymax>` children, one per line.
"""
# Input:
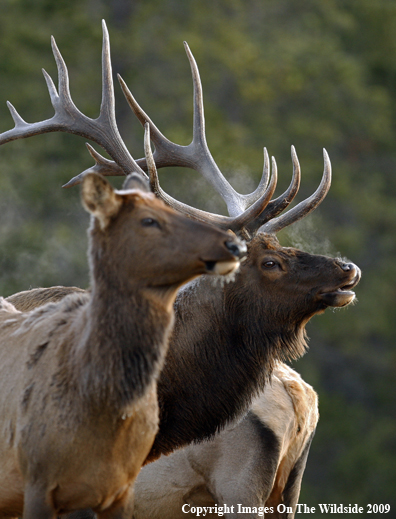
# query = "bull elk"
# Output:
<box><xmin>132</xmin><ymin>363</ymin><xmax>319</xmax><ymax>519</ymax></box>
<box><xmin>1</xmin><ymin>21</ymin><xmax>361</xmax><ymax>517</ymax></box>
<box><xmin>0</xmin><ymin>122</ymin><xmax>244</xmax><ymax>519</ymax></box>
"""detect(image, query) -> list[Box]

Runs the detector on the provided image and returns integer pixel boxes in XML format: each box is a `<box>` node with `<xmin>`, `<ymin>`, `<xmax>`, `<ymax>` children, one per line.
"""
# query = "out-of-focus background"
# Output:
<box><xmin>0</xmin><ymin>1</ymin><xmax>395</xmax><ymax>514</ymax></box>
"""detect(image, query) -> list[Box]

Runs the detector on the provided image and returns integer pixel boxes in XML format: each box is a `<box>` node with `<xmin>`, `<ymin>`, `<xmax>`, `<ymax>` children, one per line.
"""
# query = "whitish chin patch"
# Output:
<box><xmin>212</xmin><ymin>260</ymin><xmax>240</xmax><ymax>276</ymax></box>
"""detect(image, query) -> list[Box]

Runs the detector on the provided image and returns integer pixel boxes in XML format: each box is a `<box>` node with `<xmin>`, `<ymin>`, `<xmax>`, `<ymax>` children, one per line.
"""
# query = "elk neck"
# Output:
<box><xmin>71</xmin><ymin>225</ymin><xmax>175</xmax><ymax>415</ymax></box>
<box><xmin>149</xmin><ymin>273</ymin><xmax>307</xmax><ymax>460</ymax></box>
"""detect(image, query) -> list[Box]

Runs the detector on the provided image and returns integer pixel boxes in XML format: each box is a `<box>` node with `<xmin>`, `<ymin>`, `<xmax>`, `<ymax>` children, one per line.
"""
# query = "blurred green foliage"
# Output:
<box><xmin>0</xmin><ymin>0</ymin><xmax>395</xmax><ymax>514</ymax></box>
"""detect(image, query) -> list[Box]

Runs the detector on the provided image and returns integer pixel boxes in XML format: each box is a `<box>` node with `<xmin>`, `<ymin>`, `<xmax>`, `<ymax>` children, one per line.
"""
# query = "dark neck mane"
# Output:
<box><xmin>148</xmin><ymin>276</ymin><xmax>307</xmax><ymax>461</ymax></box>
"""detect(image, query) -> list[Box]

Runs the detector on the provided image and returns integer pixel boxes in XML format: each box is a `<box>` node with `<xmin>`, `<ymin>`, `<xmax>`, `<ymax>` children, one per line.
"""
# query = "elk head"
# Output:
<box><xmin>226</xmin><ymin>233</ymin><xmax>360</xmax><ymax>358</ymax></box>
<box><xmin>83</xmin><ymin>170</ymin><xmax>244</xmax><ymax>299</ymax></box>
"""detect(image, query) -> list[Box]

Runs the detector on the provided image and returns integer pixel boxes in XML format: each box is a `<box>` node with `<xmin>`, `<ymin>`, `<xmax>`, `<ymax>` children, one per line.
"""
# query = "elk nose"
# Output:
<box><xmin>225</xmin><ymin>239</ymin><xmax>247</xmax><ymax>258</ymax></box>
<box><xmin>339</xmin><ymin>261</ymin><xmax>355</xmax><ymax>272</ymax></box>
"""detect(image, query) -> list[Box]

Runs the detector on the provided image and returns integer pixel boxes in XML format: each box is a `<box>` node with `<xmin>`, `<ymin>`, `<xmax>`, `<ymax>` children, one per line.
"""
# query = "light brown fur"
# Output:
<box><xmin>0</xmin><ymin>173</ymin><xmax>242</xmax><ymax>519</ymax></box>
<box><xmin>6</xmin><ymin>287</ymin><xmax>86</xmax><ymax>312</ymax></box>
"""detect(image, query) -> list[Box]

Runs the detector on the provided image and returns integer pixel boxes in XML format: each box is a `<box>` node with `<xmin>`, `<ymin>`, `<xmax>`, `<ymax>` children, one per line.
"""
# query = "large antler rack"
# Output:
<box><xmin>0</xmin><ymin>24</ymin><xmax>332</xmax><ymax>240</ymax></box>
<box><xmin>0</xmin><ymin>20</ymin><xmax>146</xmax><ymax>180</ymax></box>
<box><xmin>145</xmin><ymin>132</ymin><xmax>279</xmax><ymax>238</ymax></box>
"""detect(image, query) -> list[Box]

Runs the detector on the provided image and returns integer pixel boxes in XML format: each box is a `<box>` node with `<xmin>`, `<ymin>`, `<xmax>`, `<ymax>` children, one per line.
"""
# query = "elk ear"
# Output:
<box><xmin>122</xmin><ymin>172</ymin><xmax>150</xmax><ymax>192</ymax></box>
<box><xmin>81</xmin><ymin>173</ymin><xmax>122</xmax><ymax>230</ymax></box>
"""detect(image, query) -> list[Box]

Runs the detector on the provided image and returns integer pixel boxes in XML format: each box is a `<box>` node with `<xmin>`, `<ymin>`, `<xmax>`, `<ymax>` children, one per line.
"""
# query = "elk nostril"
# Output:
<box><xmin>340</xmin><ymin>262</ymin><xmax>354</xmax><ymax>272</ymax></box>
<box><xmin>225</xmin><ymin>240</ymin><xmax>246</xmax><ymax>258</ymax></box>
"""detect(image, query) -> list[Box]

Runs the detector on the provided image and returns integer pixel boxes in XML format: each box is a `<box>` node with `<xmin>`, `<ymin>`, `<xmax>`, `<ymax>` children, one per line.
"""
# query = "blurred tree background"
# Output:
<box><xmin>0</xmin><ymin>0</ymin><xmax>395</xmax><ymax>515</ymax></box>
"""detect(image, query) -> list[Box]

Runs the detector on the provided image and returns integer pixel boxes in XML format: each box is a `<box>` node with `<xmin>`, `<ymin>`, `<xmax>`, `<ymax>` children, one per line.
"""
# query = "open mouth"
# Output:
<box><xmin>334</xmin><ymin>275</ymin><xmax>360</xmax><ymax>295</ymax></box>
<box><xmin>319</xmin><ymin>270</ymin><xmax>361</xmax><ymax>307</ymax></box>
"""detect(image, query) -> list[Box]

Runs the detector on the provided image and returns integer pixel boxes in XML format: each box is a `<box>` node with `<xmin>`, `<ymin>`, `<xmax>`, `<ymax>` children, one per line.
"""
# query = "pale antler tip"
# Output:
<box><xmin>62</xmin><ymin>174</ymin><xmax>84</xmax><ymax>188</ymax></box>
<box><xmin>6</xmin><ymin>100</ymin><xmax>16</xmax><ymax>115</ymax></box>
<box><xmin>144</xmin><ymin>122</ymin><xmax>151</xmax><ymax>149</ymax></box>
<box><xmin>183</xmin><ymin>41</ymin><xmax>193</xmax><ymax>57</ymax></box>
<box><xmin>6</xmin><ymin>101</ymin><xmax>26</xmax><ymax>125</ymax></box>
<box><xmin>102</xmin><ymin>19</ymin><xmax>109</xmax><ymax>36</ymax></box>
<box><xmin>263</xmin><ymin>147</ymin><xmax>269</xmax><ymax>162</ymax></box>
<box><xmin>117</xmin><ymin>74</ymin><xmax>128</xmax><ymax>91</ymax></box>
<box><xmin>291</xmin><ymin>148</ymin><xmax>300</xmax><ymax>170</ymax></box>
<box><xmin>322</xmin><ymin>149</ymin><xmax>331</xmax><ymax>172</ymax></box>
<box><xmin>144</xmin><ymin>121</ymin><xmax>150</xmax><ymax>135</ymax></box>
<box><xmin>50</xmin><ymin>35</ymin><xmax>57</xmax><ymax>50</ymax></box>
<box><xmin>85</xmin><ymin>142</ymin><xmax>98</xmax><ymax>161</ymax></box>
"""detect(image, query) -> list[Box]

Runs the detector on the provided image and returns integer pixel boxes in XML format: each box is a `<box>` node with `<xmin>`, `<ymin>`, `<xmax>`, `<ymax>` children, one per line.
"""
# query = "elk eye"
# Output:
<box><xmin>141</xmin><ymin>217</ymin><xmax>160</xmax><ymax>228</ymax></box>
<box><xmin>262</xmin><ymin>260</ymin><xmax>276</xmax><ymax>269</ymax></box>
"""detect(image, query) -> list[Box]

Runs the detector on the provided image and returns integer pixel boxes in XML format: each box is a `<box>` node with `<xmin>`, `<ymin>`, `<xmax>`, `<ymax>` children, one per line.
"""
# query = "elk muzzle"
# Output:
<box><xmin>318</xmin><ymin>262</ymin><xmax>361</xmax><ymax>308</ymax></box>
<box><xmin>202</xmin><ymin>237</ymin><xmax>247</xmax><ymax>276</ymax></box>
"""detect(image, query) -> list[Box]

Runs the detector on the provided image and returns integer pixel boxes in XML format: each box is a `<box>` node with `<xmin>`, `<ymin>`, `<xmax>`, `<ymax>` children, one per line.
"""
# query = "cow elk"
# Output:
<box><xmin>1</xmin><ymin>21</ymin><xmax>361</xmax><ymax>518</ymax></box>
<box><xmin>0</xmin><ymin>124</ymin><xmax>243</xmax><ymax>519</ymax></box>
<box><xmin>132</xmin><ymin>363</ymin><xmax>319</xmax><ymax>519</ymax></box>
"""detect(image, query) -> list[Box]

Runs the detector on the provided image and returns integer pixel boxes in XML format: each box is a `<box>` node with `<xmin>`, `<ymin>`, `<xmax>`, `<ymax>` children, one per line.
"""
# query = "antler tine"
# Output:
<box><xmin>0</xmin><ymin>20</ymin><xmax>146</xmax><ymax>181</ymax></box>
<box><xmin>230</xmin><ymin>151</ymin><xmax>277</xmax><ymax>237</ymax></box>
<box><xmin>144</xmin><ymin>130</ymin><xmax>277</xmax><ymax>238</ymax></box>
<box><xmin>260</xmin><ymin>148</ymin><xmax>332</xmax><ymax>235</ymax></box>
<box><xmin>185</xmin><ymin>41</ymin><xmax>271</xmax><ymax>209</ymax></box>
<box><xmin>246</xmin><ymin>145</ymin><xmax>301</xmax><ymax>235</ymax></box>
<box><xmin>144</xmin><ymin>123</ymin><xmax>158</xmax><ymax>185</ymax></box>
<box><xmin>116</xmin><ymin>42</ymin><xmax>270</xmax><ymax>217</ymax></box>
<box><xmin>62</xmin><ymin>143</ymin><xmax>124</xmax><ymax>188</ymax></box>
<box><xmin>117</xmin><ymin>75</ymin><xmax>184</xmax><ymax>169</ymax></box>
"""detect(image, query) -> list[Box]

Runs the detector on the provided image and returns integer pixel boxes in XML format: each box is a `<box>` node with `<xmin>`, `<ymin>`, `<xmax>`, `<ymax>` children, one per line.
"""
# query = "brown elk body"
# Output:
<box><xmin>0</xmin><ymin>173</ymin><xmax>242</xmax><ymax>519</ymax></box>
<box><xmin>132</xmin><ymin>363</ymin><xmax>319</xmax><ymax>519</ymax></box>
